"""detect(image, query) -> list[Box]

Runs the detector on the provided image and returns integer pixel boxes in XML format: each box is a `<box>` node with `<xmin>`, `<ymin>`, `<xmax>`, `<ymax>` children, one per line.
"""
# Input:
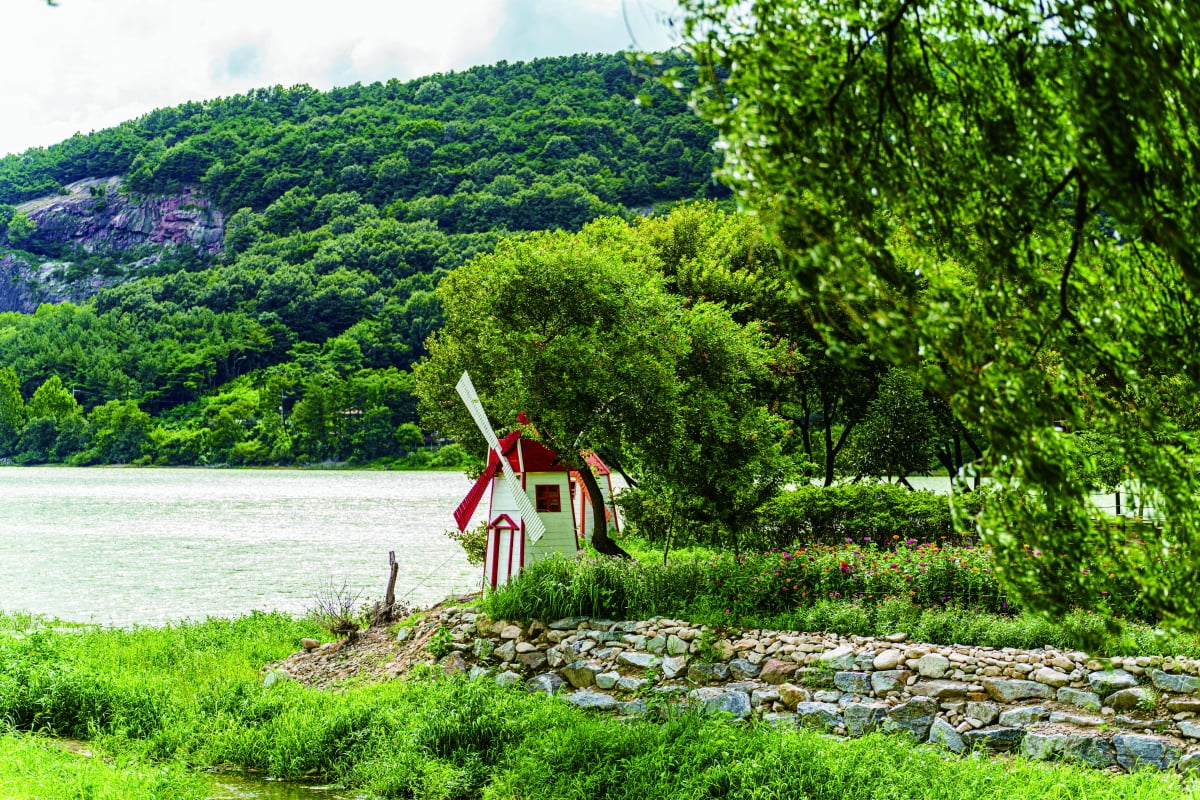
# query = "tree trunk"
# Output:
<box><xmin>579</xmin><ymin>464</ymin><xmax>631</xmax><ymax>558</ymax></box>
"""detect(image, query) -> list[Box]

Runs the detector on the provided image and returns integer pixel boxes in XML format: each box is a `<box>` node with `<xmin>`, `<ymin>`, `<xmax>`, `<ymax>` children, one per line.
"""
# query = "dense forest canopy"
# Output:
<box><xmin>0</xmin><ymin>52</ymin><xmax>727</xmax><ymax>467</ymax></box>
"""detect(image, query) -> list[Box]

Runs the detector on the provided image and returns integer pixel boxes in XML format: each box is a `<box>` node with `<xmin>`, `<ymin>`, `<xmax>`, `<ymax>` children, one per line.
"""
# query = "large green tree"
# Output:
<box><xmin>414</xmin><ymin>217</ymin><xmax>794</xmax><ymax>556</ymax></box>
<box><xmin>682</xmin><ymin>0</ymin><xmax>1200</xmax><ymax>633</ymax></box>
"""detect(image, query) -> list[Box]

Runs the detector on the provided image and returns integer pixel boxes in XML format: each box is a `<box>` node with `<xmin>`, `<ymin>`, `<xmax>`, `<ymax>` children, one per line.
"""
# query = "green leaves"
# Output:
<box><xmin>683</xmin><ymin>0</ymin><xmax>1200</xmax><ymax>636</ymax></box>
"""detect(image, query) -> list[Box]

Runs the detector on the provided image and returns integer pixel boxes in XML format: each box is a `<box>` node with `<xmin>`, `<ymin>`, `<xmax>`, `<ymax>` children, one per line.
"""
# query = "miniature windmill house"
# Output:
<box><xmin>452</xmin><ymin>372</ymin><xmax>620</xmax><ymax>589</ymax></box>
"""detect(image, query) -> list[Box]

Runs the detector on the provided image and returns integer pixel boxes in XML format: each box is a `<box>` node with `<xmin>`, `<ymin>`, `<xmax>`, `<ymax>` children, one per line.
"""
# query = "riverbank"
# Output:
<box><xmin>273</xmin><ymin>602</ymin><xmax>1200</xmax><ymax>773</ymax></box>
<box><xmin>2</xmin><ymin>609</ymin><xmax>1198</xmax><ymax>799</ymax></box>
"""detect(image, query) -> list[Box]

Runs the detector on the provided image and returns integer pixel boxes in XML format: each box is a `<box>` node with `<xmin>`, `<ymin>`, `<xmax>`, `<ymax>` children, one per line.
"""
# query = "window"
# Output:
<box><xmin>535</xmin><ymin>484</ymin><xmax>561</xmax><ymax>513</ymax></box>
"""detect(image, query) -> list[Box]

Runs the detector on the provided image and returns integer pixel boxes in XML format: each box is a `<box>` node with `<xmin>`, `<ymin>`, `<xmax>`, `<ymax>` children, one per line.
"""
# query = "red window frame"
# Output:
<box><xmin>535</xmin><ymin>484</ymin><xmax>561</xmax><ymax>513</ymax></box>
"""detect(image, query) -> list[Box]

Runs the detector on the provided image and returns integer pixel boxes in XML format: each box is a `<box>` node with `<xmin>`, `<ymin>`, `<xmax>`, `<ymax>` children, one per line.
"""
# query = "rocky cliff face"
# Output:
<box><xmin>0</xmin><ymin>177</ymin><xmax>225</xmax><ymax>313</ymax></box>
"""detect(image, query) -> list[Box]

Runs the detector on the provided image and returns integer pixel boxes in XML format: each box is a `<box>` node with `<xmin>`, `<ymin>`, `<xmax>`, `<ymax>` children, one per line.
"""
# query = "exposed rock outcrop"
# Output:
<box><xmin>1</xmin><ymin>177</ymin><xmax>224</xmax><ymax>313</ymax></box>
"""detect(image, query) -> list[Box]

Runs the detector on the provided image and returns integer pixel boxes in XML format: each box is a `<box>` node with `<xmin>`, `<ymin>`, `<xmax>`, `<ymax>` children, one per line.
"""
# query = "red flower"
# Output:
<box><xmin>839</xmin><ymin>561</ymin><xmax>851</xmax><ymax>573</ymax></box>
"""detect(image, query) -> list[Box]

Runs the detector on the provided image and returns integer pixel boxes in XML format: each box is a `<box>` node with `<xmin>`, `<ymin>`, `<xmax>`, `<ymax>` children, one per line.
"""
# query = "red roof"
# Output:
<box><xmin>486</xmin><ymin>430</ymin><xmax>568</xmax><ymax>473</ymax></box>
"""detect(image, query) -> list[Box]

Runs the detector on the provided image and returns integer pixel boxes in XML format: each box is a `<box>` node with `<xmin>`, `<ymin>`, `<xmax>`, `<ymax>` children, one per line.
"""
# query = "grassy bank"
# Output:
<box><xmin>0</xmin><ymin>732</ymin><xmax>208</xmax><ymax>800</ymax></box>
<box><xmin>2</xmin><ymin>612</ymin><xmax>1199</xmax><ymax>799</ymax></box>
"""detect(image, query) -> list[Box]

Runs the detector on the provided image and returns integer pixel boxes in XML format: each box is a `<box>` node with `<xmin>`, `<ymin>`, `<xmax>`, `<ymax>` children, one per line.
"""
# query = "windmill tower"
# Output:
<box><xmin>452</xmin><ymin>372</ymin><xmax>579</xmax><ymax>589</ymax></box>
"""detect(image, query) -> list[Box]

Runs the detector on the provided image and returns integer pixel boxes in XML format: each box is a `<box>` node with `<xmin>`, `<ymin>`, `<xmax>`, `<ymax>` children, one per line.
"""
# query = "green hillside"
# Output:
<box><xmin>0</xmin><ymin>52</ymin><xmax>723</xmax><ymax>467</ymax></box>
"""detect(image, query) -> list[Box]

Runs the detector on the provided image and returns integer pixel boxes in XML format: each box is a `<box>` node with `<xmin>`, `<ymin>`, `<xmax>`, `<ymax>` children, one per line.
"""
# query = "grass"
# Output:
<box><xmin>0</xmin><ymin>731</ymin><xmax>208</xmax><ymax>800</ymax></box>
<box><xmin>0</xmin><ymin>612</ymin><xmax>1197</xmax><ymax>799</ymax></box>
<box><xmin>479</xmin><ymin>551</ymin><xmax>1200</xmax><ymax>657</ymax></box>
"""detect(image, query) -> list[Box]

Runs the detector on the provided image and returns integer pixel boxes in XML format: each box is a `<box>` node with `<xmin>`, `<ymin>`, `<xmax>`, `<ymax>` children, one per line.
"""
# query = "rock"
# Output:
<box><xmin>778</xmin><ymin>683</ymin><xmax>809</xmax><ymax>709</ymax></box>
<box><xmin>915</xmin><ymin>653</ymin><xmax>951</xmax><ymax>679</ymax></box>
<box><xmin>1178</xmin><ymin>721</ymin><xmax>1200</xmax><ymax>740</ymax></box>
<box><xmin>965</xmin><ymin>701</ymin><xmax>999</xmax><ymax>725</ymax></box>
<box><xmin>263</xmin><ymin>668</ymin><xmax>290</xmax><ymax>687</ymax></box>
<box><xmin>1150</xmin><ymin>669</ymin><xmax>1200</xmax><ymax>694</ymax></box>
<box><xmin>982</xmin><ymin>678</ymin><xmax>1054</xmax><ymax>703</ymax></box>
<box><xmin>873</xmin><ymin>648</ymin><xmax>904</xmax><ymax>670</ymax></box>
<box><xmin>962</xmin><ymin>727</ymin><xmax>1025</xmax><ymax>752</ymax></box>
<box><xmin>813</xmin><ymin>689</ymin><xmax>841</xmax><ymax>703</ymax></box>
<box><xmin>998</xmin><ymin>705</ymin><xmax>1049</xmax><ymax>725</ymax></box>
<box><xmin>617</xmin><ymin>677</ymin><xmax>647</xmax><ymax>693</ymax></box>
<box><xmin>885</xmin><ymin>632</ymin><xmax>908</xmax><ymax>643</ymax></box>
<box><xmin>883</xmin><ymin>697</ymin><xmax>937</xmax><ymax>742</ymax></box>
<box><xmin>594</xmin><ymin>671</ymin><xmax>620</xmax><ymax>689</ymax></box>
<box><xmin>301</xmin><ymin>638</ymin><xmax>320</xmax><ymax>651</ymax></box>
<box><xmin>910</xmin><ymin>680</ymin><xmax>970</xmax><ymax>701</ymax></box>
<box><xmin>645</xmin><ymin>635</ymin><xmax>667</xmax><ymax>654</ymax></box>
<box><xmin>1048</xmin><ymin>711</ymin><xmax>1106</xmax><ymax>727</ymax></box>
<box><xmin>495</xmin><ymin>670</ymin><xmax>523</xmax><ymax>687</ymax></box>
<box><xmin>666</xmin><ymin>635</ymin><xmax>690</xmax><ymax>656</ymax></box>
<box><xmin>1088</xmin><ymin>669</ymin><xmax>1139</xmax><ymax>696</ymax></box>
<box><xmin>441</xmin><ymin>652</ymin><xmax>470</xmax><ymax>675</ymax></box>
<box><xmin>1056</xmin><ymin>687</ymin><xmax>1102</xmax><ymax>711</ymax></box>
<box><xmin>1166</xmin><ymin>698</ymin><xmax>1200</xmax><ymax>713</ymax></box>
<box><xmin>1113</xmin><ymin>734</ymin><xmax>1181</xmax><ymax>771</ymax></box>
<box><xmin>618</xmin><ymin>651</ymin><xmax>660</xmax><ymax>669</ymax></box>
<box><xmin>1179</xmin><ymin>754</ymin><xmax>1200</xmax><ymax>774</ymax></box>
<box><xmin>687</xmin><ymin>662</ymin><xmax>730</xmax><ymax>685</ymax></box>
<box><xmin>662</xmin><ymin>655</ymin><xmax>688</xmax><ymax>680</ymax></box>
<box><xmin>819</xmin><ymin>645</ymin><xmax>857</xmax><ymax>670</ymax></box>
<box><xmin>468</xmin><ymin>665</ymin><xmax>491</xmax><ymax>680</ymax></box>
<box><xmin>619</xmin><ymin>699</ymin><xmax>649</xmax><ymax>717</ymax></box>
<box><xmin>526</xmin><ymin>672</ymin><xmax>566</xmax><ymax>695</ymax></box>
<box><xmin>395</xmin><ymin>627</ymin><xmax>412</xmax><ymax>643</ymax></box>
<box><xmin>549</xmin><ymin>617</ymin><xmax>589</xmax><ymax>630</ymax></box>
<box><xmin>567</xmin><ymin>690</ymin><xmax>619</xmax><ymax>710</ymax></box>
<box><xmin>1106</xmin><ymin>687</ymin><xmax>1154</xmax><ymax>712</ymax></box>
<box><xmin>844</xmin><ymin>703</ymin><xmax>889</xmax><ymax>737</ymax></box>
<box><xmin>833</xmin><ymin>671</ymin><xmax>872</xmax><ymax>695</ymax></box>
<box><xmin>495</xmin><ymin>640</ymin><xmax>517</xmax><ymax>662</ymax></box>
<box><xmin>689</xmin><ymin>687</ymin><xmax>752</xmax><ymax>719</ymax></box>
<box><xmin>471</xmin><ymin>638</ymin><xmax>495</xmax><ymax>660</ymax></box>
<box><xmin>751</xmin><ymin>688</ymin><xmax>780</xmax><ymax>708</ymax></box>
<box><xmin>1032</xmin><ymin>667</ymin><xmax>1071</xmax><ymax>688</ymax></box>
<box><xmin>1115</xmin><ymin>716</ymin><xmax>1168</xmax><ymax>731</ymax></box>
<box><xmin>516</xmin><ymin>651</ymin><xmax>548</xmax><ymax>671</ymax></box>
<box><xmin>760</xmin><ymin>658</ymin><xmax>801</xmax><ymax>685</ymax></box>
<box><xmin>794</xmin><ymin>702</ymin><xmax>842</xmax><ymax>730</ymax></box>
<box><xmin>562</xmin><ymin>660</ymin><xmax>600</xmax><ymax>688</ymax></box>
<box><xmin>729</xmin><ymin>658</ymin><xmax>761</xmax><ymax>680</ymax></box>
<box><xmin>500</xmin><ymin>625</ymin><xmax>522</xmax><ymax>640</ymax></box>
<box><xmin>1023</xmin><ymin>733</ymin><xmax>1116</xmax><ymax>768</ymax></box>
<box><xmin>871</xmin><ymin>669</ymin><xmax>913</xmax><ymax>696</ymax></box>
<box><xmin>929</xmin><ymin>718</ymin><xmax>966</xmax><ymax>753</ymax></box>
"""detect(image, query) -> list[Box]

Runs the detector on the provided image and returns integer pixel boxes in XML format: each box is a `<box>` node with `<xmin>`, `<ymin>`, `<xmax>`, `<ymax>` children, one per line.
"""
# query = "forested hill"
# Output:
<box><xmin>0</xmin><ymin>52</ymin><xmax>722</xmax><ymax>467</ymax></box>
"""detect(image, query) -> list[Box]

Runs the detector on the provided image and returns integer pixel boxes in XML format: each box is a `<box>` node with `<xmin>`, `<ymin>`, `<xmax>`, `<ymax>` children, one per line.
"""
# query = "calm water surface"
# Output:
<box><xmin>0</xmin><ymin>467</ymin><xmax>479</xmax><ymax>626</ymax></box>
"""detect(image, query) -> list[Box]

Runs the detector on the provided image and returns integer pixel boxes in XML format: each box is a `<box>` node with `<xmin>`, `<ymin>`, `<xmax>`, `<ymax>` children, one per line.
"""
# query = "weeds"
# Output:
<box><xmin>307</xmin><ymin>580</ymin><xmax>367</xmax><ymax>640</ymax></box>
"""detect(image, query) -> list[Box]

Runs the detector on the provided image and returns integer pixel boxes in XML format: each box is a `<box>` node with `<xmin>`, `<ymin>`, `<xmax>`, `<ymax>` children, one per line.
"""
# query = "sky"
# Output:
<box><xmin>0</xmin><ymin>0</ymin><xmax>682</xmax><ymax>158</ymax></box>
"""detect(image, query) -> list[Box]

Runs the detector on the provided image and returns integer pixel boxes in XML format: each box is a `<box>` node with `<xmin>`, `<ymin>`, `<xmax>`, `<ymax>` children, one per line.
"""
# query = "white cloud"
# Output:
<box><xmin>0</xmin><ymin>0</ymin><xmax>681</xmax><ymax>157</ymax></box>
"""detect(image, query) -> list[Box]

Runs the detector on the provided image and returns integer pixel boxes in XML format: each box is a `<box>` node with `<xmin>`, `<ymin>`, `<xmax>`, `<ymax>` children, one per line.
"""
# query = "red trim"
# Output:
<box><xmin>490</xmin><ymin>513</ymin><xmax>519</xmax><ymax>530</ymax></box>
<box><xmin>518</xmin><ymin>519</ymin><xmax>526</xmax><ymax>568</ymax></box>
<box><xmin>583</xmin><ymin>451</ymin><xmax>612</xmax><ymax>475</ymax></box>
<box><xmin>456</xmin><ymin>459</ymin><xmax>500</xmax><ymax>530</ymax></box>
<box><xmin>488</xmin><ymin>526</ymin><xmax>500</xmax><ymax>589</ymax></box>
<box><xmin>507</xmin><ymin>525</ymin><xmax>516</xmax><ymax>581</ymax></box>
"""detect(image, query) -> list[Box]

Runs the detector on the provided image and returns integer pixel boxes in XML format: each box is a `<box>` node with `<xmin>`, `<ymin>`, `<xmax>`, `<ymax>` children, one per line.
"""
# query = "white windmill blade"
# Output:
<box><xmin>455</xmin><ymin>372</ymin><xmax>547</xmax><ymax>543</ymax></box>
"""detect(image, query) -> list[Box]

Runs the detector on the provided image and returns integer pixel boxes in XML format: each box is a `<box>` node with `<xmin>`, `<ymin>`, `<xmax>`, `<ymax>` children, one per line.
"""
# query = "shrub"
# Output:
<box><xmin>752</xmin><ymin>483</ymin><xmax>984</xmax><ymax>549</ymax></box>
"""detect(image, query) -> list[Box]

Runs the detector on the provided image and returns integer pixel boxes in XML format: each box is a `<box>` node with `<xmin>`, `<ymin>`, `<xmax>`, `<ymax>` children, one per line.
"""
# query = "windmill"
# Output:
<box><xmin>453</xmin><ymin>372</ymin><xmax>579</xmax><ymax>589</ymax></box>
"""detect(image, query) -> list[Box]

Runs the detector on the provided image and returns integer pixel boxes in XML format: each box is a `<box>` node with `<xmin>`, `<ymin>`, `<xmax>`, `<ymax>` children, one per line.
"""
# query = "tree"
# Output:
<box><xmin>682</xmin><ymin>1</ymin><xmax>1200</xmax><ymax>634</ymax></box>
<box><xmin>414</xmin><ymin>217</ymin><xmax>794</xmax><ymax>556</ymax></box>
<box><xmin>28</xmin><ymin>376</ymin><xmax>81</xmax><ymax>422</ymax></box>
<box><xmin>0</xmin><ymin>367</ymin><xmax>25</xmax><ymax>456</ymax></box>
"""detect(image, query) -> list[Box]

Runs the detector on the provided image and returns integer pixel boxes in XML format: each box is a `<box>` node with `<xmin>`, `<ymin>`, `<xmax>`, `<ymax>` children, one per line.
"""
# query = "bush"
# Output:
<box><xmin>752</xmin><ymin>483</ymin><xmax>983</xmax><ymax>549</ymax></box>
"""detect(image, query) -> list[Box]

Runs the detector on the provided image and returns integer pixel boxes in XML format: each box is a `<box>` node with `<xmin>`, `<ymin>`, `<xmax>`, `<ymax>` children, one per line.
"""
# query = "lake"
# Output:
<box><xmin>0</xmin><ymin>467</ymin><xmax>479</xmax><ymax>627</ymax></box>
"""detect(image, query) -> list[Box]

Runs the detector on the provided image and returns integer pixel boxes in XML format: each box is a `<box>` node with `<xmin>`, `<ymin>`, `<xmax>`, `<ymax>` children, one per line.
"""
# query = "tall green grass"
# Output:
<box><xmin>1</xmin><ymin>617</ymin><xmax>1197</xmax><ymax>799</ymax></box>
<box><xmin>0</xmin><ymin>732</ymin><xmax>208</xmax><ymax>800</ymax></box>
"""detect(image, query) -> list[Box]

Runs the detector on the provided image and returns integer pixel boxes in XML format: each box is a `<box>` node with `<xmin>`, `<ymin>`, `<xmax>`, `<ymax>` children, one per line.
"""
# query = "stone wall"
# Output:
<box><xmin>419</xmin><ymin>607</ymin><xmax>1200</xmax><ymax>774</ymax></box>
